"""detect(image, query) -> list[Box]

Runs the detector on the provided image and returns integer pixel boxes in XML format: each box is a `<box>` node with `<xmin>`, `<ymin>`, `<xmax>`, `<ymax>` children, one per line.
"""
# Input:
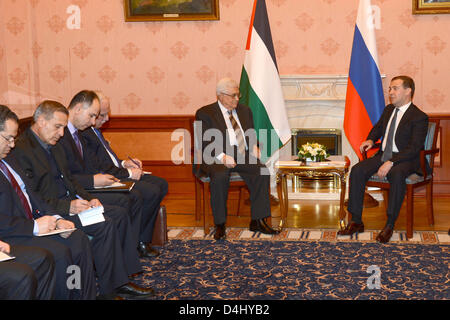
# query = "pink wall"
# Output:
<box><xmin>0</xmin><ymin>0</ymin><xmax>449</xmax><ymax>118</ymax></box>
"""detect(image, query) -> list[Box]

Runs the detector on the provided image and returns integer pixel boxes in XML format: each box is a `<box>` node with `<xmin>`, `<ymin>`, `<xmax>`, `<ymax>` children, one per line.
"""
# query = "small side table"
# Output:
<box><xmin>275</xmin><ymin>156</ymin><xmax>350</xmax><ymax>231</ymax></box>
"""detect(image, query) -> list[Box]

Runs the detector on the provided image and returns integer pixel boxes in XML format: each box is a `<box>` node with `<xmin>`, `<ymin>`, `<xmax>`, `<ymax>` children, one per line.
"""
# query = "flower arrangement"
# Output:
<box><xmin>297</xmin><ymin>142</ymin><xmax>329</xmax><ymax>162</ymax></box>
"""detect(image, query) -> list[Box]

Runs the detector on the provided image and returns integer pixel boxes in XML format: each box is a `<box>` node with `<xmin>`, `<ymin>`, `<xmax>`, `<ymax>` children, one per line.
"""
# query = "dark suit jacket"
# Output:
<box><xmin>80</xmin><ymin>127</ymin><xmax>129</xmax><ymax>180</ymax></box>
<box><xmin>0</xmin><ymin>155</ymin><xmax>56</xmax><ymax>239</ymax></box>
<box><xmin>367</xmin><ymin>103</ymin><xmax>429</xmax><ymax>173</ymax></box>
<box><xmin>194</xmin><ymin>102</ymin><xmax>259</xmax><ymax>173</ymax></box>
<box><xmin>12</xmin><ymin>127</ymin><xmax>93</xmax><ymax>215</ymax></box>
<box><xmin>58</xmin><ymin>127</ymin><xmax>101</xmax><ymax>189</ymax></box>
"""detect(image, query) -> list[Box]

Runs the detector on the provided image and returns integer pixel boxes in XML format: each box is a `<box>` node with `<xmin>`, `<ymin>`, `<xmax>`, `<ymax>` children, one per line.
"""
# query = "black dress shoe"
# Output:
<box><xmin>137</xmin><ymin>242</ymin><xmax>160</xmax><ymax>258</ymax></box>
<box><xmin>214</xmin><ymin>224</ymin><xmax>226</xmax><ymax>240</ymax></box>
<box><xmin>249</xmin><ymin>218</ymin><xmax>280</xmax><ymax>235</ymax></box>
<box><xmin>376</xmin><ymin>226</ymin><xmax>393</xmax><ymax>243</ymax></box>
<box><xmin>116</xmin><ymin>282</ymin><xmax>156</xmax><ymax>300</ymax></box>
<box><xmin>337</xmin><ymin>221</ymin><xmax>364</xmax><ymax>236</ymax></box>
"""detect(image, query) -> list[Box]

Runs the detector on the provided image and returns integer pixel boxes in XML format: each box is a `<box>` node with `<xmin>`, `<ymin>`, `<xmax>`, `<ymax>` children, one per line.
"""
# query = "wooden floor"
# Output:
<box><xmin>165</xmin><ymin>191</ymin><xmax>450</xmax><ymax>232</ymax></box>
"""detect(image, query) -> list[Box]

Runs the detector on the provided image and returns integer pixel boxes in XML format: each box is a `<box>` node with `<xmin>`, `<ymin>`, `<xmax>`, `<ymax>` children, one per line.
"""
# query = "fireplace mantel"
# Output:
<box><xmin>280</xmin><ymin>74</ymin><xmax>386</xmax><ymax>170</ymax></box>
<box><xmin>281</xmin><ymin>74</ymin><xmax>349</xmax><ymax>102</ymax></box>
<box><xmin>278</xmin><ymin>74</ymin><xmax>386</xmax><ymax>200</ymax></box>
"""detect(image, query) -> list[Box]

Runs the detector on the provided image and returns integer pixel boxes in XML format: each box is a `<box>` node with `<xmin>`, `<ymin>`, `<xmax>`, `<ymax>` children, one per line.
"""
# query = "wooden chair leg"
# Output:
<box><xmin>203</xmin><ymin>183</ymin><xmax>210</xmax><ymax>236</ymax></box>
<box><xmin>406</xmin><ymin>185</ymin><xmax>414</xmax><ymax>239</ymax></box>
<box><xmin>194</xmin><ymin>180</ymin><xmax>201</xmax><ymax>221</ymax></box>
<box><xmin>382</xmin><ymin>190</ymin><xmax>389</xmax><ymax>212</ymax></box>
<box><xmin>237</xmin><ymin>186</ymin><xmax>244</xmax><ymax>217</ymax></box>
<box><xmin>426</xmin><ymin>181</ymin><xmax>435</xmax><ymax>226</ymax></box>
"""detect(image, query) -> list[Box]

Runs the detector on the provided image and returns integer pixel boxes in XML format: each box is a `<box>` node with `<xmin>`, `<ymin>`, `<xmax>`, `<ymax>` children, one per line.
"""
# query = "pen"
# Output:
<box><xmin>127</xmin><ymin>155</ymin><xmax>142</xmax><ymax>169</ymax></box>
<box><xmin>75</xmin><ymin>194</ymin><xmax>94</xmax><ymax>208</ymax></box>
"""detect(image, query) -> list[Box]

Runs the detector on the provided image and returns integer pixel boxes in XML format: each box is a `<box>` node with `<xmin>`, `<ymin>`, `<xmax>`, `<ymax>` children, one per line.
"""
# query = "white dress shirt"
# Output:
<box><xmin>216</xmin><ymin>101</ymin><xmax>248</xmax><ymax>161</ymax></box>
<box><xmin>382</xmin><ymin>102</ymin><xmax>411</xmax><ymax>153</ymax></box>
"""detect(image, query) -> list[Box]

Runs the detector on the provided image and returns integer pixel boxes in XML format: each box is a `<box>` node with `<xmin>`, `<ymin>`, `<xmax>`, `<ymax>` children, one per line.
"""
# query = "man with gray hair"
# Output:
<box><xmin>195</xmin><ymin>78</ymin><xmax>279</xmax><ymax>240</ymax></box>
<box><xmin>0</xmin><ymin>104</ymin><xmax>96</xmax><ymax>299</ymax></box>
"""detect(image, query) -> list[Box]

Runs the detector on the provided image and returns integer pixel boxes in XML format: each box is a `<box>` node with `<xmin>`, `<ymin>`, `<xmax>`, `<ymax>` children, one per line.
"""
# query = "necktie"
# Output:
<box><xmin>93</xmin><ymin>128</ymin><xmax>122</xmax><ymax>168</ymax></box>
<box><xmin>228</xmin><ymin>110</ymin><xmax>246</xmax><ymax>155</ymax></box>
<box><xmin>381</xmin><ymin>107</ymin><xmax>399</xmax><ymax>162</ymax></box>
<box><xmin>72</xmin><ymin>130</ymin><xmax>83</xmax><ymax>158</ymax></box>
<box><xmin>0</xmin><ymin>161</ymin><xmax>33</xmax><ymax>219</ymax></box>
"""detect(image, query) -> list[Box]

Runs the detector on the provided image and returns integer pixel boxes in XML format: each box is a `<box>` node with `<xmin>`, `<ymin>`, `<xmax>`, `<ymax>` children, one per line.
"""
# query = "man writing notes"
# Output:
<box><xmin>80</xmin><ymin>91</ymin><xmax>168</xmax><ymax>257</ymax></box>
<box><xmin>60</xmin><ymin>90</ymin><xmax>162</xmax><ymax>258</ymax></box>
<box><xmin>13</xmin><ymin>101</ymin><xmax>155</xmax><ymax>299</ymax></box>
<box><xmin>195</xmin><ymin>78</ymin><xmax>279</xmax><ymax>240</ymax></box>
<box><xmin>339</xmin><ymin>76</ymin><xmax>429</xmax><ymax>243</ymax></box>
<box><xmin>0</xmin><ymin>104</ymin><xmax>96</xmax><ymax>299</ymax></box>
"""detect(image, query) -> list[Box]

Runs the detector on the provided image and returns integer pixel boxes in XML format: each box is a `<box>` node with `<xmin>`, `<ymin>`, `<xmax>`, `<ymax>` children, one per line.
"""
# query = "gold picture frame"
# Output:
<box><xmin>124</xmin><ymin>0</ymin><xmax>220</xmax><ymax>22</ymax></box>
<box><xmin>413</xmin><ymin>0</ymin><xmax>450</xmax><ymax>14</ymax></box>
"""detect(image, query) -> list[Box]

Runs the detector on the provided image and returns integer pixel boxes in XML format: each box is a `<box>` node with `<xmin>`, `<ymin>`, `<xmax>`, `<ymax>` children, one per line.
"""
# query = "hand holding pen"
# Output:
<box><xmin>126</xmin><ymin>156</ymin><xmax>142</xmax><ymax>169</ymax></box>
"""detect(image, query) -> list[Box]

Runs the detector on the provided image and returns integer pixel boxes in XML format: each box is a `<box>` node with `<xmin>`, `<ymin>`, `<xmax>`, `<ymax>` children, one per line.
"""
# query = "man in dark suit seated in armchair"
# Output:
<box><xmin>339</xmin><ymin>75</ymin><xmax>429</xmax><ymax>243</ymax></box>
<box><xmin>194</xmin><ymin>78</ymin><xmax>279</xmax><ymax>240</ymax></box>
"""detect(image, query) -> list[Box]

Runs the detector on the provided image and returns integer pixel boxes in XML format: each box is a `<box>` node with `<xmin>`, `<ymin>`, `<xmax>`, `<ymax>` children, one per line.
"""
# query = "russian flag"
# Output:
<box><xmin>344</xmin><ymin>0</ymin><xmax>384</xmax><ymax>160</ymax></box>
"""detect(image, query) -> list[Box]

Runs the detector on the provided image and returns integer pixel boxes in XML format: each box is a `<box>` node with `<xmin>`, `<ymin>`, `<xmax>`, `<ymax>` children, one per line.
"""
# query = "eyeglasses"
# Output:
<box><xmin>221</xmin><ymin>92</ymin><xmax>241</xmax><ymax>100</ymax></box>
<box><xmin>0</xmin><ymin>133</ymin><xmax>15</xmax><ymax>145</ymax></box>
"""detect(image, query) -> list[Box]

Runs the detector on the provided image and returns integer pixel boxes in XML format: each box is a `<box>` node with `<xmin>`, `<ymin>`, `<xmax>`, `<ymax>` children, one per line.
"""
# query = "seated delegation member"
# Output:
<box><xmin>0</xmin><ymin>240</ymin><xmax>55</xmax><ymax>300</ymax></box>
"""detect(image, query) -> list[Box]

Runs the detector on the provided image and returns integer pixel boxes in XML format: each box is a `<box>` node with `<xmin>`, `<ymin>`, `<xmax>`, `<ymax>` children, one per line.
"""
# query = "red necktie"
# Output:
<box><xmin>0</xmin><ymin>161</ymin><xmax>33</xmax><ymax>219</ymax></box>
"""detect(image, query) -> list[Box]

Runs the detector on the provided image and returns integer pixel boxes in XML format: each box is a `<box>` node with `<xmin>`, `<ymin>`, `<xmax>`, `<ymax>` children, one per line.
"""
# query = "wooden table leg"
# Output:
<box><xmin>338</xmin><ymin>172</ymin><xmax>347</xmax><ymax>230</ymax></box>
<box><xmin>281</xmin><ymin>174</ymin><xmax>289</xmax><ymax>230</ymax></box>
<box><xmin>276</xmin><ymin>173</ymin><xmax>285</xmax><ymax>230</ymax></box>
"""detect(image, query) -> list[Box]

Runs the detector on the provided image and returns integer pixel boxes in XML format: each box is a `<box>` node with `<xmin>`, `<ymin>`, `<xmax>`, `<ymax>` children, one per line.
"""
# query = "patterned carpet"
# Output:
<box><xmin>136</xmin><ymin>229</ymin><xmax>450</xmax><ymax>300</ymax></box>
<box><xmin>167</xmin><ymin>227</ymin><xmax>450</xmax><ymax>244</ymax></box>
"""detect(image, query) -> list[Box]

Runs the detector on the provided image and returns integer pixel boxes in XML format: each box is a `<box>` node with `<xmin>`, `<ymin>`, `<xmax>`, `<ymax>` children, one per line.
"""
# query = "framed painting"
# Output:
<box><xmin>413</xmin><ymin>0</ymin><xmax>450</xmax><ymax>14</ymax></box>
<box><xmin>124</xmin><ymin>0</ymin><xmax>220</xmax><ymax>21</ymax></box>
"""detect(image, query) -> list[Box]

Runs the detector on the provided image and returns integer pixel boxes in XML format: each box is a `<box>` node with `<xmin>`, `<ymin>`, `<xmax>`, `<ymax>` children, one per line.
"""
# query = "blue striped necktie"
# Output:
<box><xmin>93</xmin><ymin>128</ymin><xmax>122</xmax><ymax>168</ymax></box>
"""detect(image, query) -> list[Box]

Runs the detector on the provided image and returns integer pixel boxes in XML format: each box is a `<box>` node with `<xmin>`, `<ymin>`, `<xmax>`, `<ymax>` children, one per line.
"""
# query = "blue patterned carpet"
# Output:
<box><xmin>137</xmin><ymin>240</ymin><xmax>449</xmax><ymax>300</ymax></box>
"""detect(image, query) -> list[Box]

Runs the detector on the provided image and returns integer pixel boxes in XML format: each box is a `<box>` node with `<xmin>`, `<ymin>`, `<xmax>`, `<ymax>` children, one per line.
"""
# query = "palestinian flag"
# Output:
<box><xmin>239</xmin><ymin>0</ymin><xmax>290</xmax><ymax>162</ymax></box>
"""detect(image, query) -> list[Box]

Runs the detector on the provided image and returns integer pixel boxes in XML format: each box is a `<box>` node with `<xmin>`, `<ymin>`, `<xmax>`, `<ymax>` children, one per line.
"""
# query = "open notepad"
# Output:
<box><xmin>0</xmin><ymin>251</ymin><xmax>15</xmax><ymax>262</ymax></box>
<box><xmin>94</xmin><ymin>182</ymin><xmax>125</xmax><ymax>189</ymax></box>
<box><xmin>70</xmin><ymin>205</ymin><xmax>105</xmax><ymax>226</ymax></box>
<box><xmin>37</xmin><ymin>228</ymin><xmax>77</xmax><ymax>237</ymax></box>
<box><xmin>89</xmin><ymin>181</ymin><xmax>135</xmax><ymax>193</ymax></box>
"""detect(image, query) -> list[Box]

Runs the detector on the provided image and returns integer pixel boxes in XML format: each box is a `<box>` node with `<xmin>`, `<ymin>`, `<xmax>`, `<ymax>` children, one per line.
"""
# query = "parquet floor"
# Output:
<box><xmin>165</xmin><ymin>191</ymin><xmax>450</xmax><ymax>232</ymax></box>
